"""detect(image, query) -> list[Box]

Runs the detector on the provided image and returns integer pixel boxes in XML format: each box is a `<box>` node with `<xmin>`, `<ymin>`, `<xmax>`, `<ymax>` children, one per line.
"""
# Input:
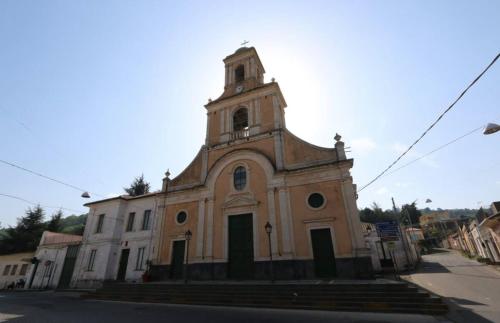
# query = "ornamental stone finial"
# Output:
<box><xmin>271</xmin><ymin>77</ymin><xmax>275</xmax><ymax>82</ymax></box>
<box><xmin>334</xmin><ymin>134</ymin><xmax>346</xmax><ymax>160</ymax></box>
<box><xmin>165</xmin><ymin>169</ymin><xmax>170</xmax><ymax>178</ymax></box>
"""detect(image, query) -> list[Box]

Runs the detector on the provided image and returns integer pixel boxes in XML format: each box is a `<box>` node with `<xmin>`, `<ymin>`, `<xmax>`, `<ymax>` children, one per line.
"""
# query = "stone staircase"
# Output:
<box><xmin>83</xmin><ymin>281</ymin><xmax>448</xmax><ymax>315</ymax></box>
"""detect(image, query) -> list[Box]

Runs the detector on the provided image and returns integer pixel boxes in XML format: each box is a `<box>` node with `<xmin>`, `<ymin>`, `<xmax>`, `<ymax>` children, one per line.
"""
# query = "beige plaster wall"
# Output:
<box><xmin>211</xmin><ymin>159</ymin><xmax>270</xmax><ymax>260</ymax></box>
<box><xmin>205</xmin><ymin>92</ymin><xmax>279</xmax><ymax>147</ymax></box>
<box><xmin>207</xmin><ymin>111</ymin><xmax>219</xmax><ymax>146</ymax></box>
<box><xmin>288</xmin><ymin>180</ymin><xmax>353</xmax><ymax>258</ymax></box>
<box><xmin>170</xmin><ymin>150</ymin><xmax>203</xmax><ymax>187</ymax></box>
<box><xmin>160</xmin><ymin>201</ymin><xmax>198</xmax><ymax>264</ymax></box>
<box><xmin>283</xmin><ymin>130</ymin><xmax>337</xmax><ymax>167</ymax></box>
<box><xmin>0</xmin><ymin>252</ymin><xmax>34</xmax><ymax>289</ymax></box>
<box><xmin>207</xmin><ymin>136</ymin><xmax>275</xmax><ymax>172</ymax></box>
<box><xmin>258</xmin><ymin>94</ymin><xmax>277</xmax><ymax>133</ymax></box>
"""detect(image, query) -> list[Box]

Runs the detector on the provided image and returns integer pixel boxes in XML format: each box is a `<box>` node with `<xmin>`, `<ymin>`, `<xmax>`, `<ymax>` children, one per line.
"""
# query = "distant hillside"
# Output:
<box><xmin>59</xmin><ymin>213</ymin><xmax>87</xmax><ymax>235</ymax></box>
<box><xmin>420</xmin><ymin>208</ymin><xmax>477</xmax><ymax>219</ymax></box>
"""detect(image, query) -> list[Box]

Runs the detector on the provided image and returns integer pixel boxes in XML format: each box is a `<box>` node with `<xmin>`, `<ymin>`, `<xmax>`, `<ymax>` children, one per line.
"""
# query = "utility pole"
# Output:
<box><xmin>392</xmin><ymin>197</ymin><xmax>412</xmax><ymax>270</ymax></box>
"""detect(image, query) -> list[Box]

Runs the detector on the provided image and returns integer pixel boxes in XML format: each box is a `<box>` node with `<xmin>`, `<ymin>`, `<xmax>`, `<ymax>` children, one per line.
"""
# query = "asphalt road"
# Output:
<box><xmin>0</xmin><ymin>290</ymin><xmax>447</xmax><ymax>323</ymax></box>
<box><xmin>404</xmin><ymin>249</ymin><xmax>500</xmax><ymax>323</ymax></box>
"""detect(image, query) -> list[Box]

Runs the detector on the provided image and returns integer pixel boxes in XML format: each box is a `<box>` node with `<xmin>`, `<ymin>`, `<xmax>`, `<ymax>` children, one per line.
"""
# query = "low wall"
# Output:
<box><xmin>150</xmin><ymin>257</ymin><xmax>373</xmax><ymax>281</ymax></box>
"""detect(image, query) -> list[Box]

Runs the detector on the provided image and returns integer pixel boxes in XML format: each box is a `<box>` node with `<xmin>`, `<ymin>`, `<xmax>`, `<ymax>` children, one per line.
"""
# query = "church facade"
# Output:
<box><xmin>150</xmin><ymin>47</ymin><xmax>372</xmax><ymax>280</ymax></box>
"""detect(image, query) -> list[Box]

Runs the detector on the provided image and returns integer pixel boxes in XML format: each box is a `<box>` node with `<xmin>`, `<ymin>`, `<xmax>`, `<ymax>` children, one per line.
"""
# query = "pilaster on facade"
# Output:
<box><xmin>272</xmin><ymin>95</ymin><xmax>282</xmax><ymax>129</ymax></box>
<box><xmin>278</xmin><ymin>187</ymin><xmax>293</xmax><ymax>256</ymax></box>
<box><xmin>200</xmin><ymin>147</ymin><xmax>208</xmax><ymax>182</ymax></box>
<box><xmin>274</xmin><ymin>132</ymin><xmax>285</xmax><ymax>171</ymax></box>
<box><xmin>340</xmin><ymin>175</ymin><xmax>366</xmax><ymax>252</ymax></box>
<box><xmin>254</xmin><ymin>98</ymin><xmax>261</xmax><ymax>125</ymax></box>
<box><xmin>205</xmin><ymin>198</ymin><xmax>215</xmax><ymax>260</ymax></box>
<box><xmin>266</xmin><ymin>188</ymin><xmax>279</xmax><ymax>255</ymax></box>
<box><xmin>195</xmin><ymin>198</ymin><xmax>206</xmax><ymax>260</ymax></box>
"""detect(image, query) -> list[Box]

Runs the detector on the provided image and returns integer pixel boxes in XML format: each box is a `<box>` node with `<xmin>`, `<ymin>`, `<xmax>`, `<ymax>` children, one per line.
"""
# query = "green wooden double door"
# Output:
<box><xmin>58</xmin><ymin>245</ymin><xmax>80</xmax><ymax>289</ymax></box>
<box><xmin>228</xmin><ymin>214</ymin><xmax>254</xmax><ymax>279</ymax></box>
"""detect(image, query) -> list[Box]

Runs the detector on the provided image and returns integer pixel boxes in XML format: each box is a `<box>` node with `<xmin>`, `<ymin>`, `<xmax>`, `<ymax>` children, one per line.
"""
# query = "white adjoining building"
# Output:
<box><xmin>0</xmin><ymin>252</ymin><xmax>33</xmax><ymax>289</ymax></box>
<box><xmin>26</xmin><ymin>231</ymin><xmax>82</xmax><ymax>289</ymax></box>
<box><xmin>72</xmin><ymin>192</ymin><xmax>161</xmax><ymax>288</ymax></box>
<box><xmin>361</xmin><ymin>222</ymin><xmax>421</xmax><ymax>273</ymax></box>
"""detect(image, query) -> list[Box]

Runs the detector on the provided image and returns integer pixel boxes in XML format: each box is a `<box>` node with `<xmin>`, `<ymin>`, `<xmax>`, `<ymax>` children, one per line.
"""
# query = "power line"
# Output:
<box><xmin>358</xmin><ymin>52</ymin><xmax>500</xmax><ymax>193</ymax></box>
<box><xmin>1</xmin><ymin>104</ymin><xmax>109</xmax><ymax>189</ymax></box>
<box><xmin>0</xmin><ymin>106</ymin><xmax>33</xmax><ymax>133</ymax></box>
<box><xmin>0</xmin><ymin>159</ymin><xmax>105</xmax><ymax>198</ymax></box>
<box><xmin>0</xmin><ymin>193</ymin><xmax>85</xmax><ymax>214</ymax></box>
<box><xmin>381</xmin><ymin>126</ymin><xmax>483</xmax><ymax>178</ymax></box>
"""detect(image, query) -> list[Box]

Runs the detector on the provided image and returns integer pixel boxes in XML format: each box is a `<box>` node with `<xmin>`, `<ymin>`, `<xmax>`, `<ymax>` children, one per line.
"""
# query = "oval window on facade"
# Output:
<box><xmin>176</xmin><ymin>211</ymin><xmax>187</xmax><ymax>224</ymax></box>
<box><xmin>308</xmin><ymin>193</ymin><xmax>325</xmax><ymax>209</ymax></box>
<box><xmin>233</xmin><ymin>166</ymin><xmax>247</xmax><ymax>191</ymax></box>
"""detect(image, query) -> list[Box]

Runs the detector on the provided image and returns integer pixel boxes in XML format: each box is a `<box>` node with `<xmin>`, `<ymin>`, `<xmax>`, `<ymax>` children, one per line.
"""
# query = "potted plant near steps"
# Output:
<box><xmin>142</xmin><ymin>260</ymin><xmax>152</xmax><ymax>283</ymax></box>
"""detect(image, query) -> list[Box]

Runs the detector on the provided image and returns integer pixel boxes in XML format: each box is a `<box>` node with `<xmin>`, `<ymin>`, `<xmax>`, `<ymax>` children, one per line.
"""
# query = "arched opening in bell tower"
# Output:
<box><xmin>235</xmin><ymin>64</ymin><xmax>245</xmax><ymax>83</ymax></box>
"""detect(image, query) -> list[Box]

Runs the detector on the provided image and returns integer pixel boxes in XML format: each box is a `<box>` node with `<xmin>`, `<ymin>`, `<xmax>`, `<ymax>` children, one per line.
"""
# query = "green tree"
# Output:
<box><xmin>59</xmin><ymin>213</ymin><xmax>87</xmax><ymax>235</ymax></box>
<box><xmin>47</xmin><ymin>209</ymin><xmax>63</xmax><ymax>232</ymax></box>
<box><xmin>475</xmin><ymin>207</ymin><xmax>487</xmax><ymax>223</ymax></box>
<box><xmin>359</xmin><ymin>207</ymin><xmax>376</xmax><ymax>223</ymax></box>
<box><xmin>358</xmin><ymin>202</ymin><xmax>395</xmax><ymax>224</ymax></box>
<box><xmin>401</xmin><ymin>202</ymin><xmax>422</xmax><ymax>226</ymax></box>
<box><xmin>0</xmin><ymin>205</ymin><xmax>46</xmax><ymax>254</ymax></box>
<box><xmin>124</xmin><ymin>174</ymin><xmax>150</xmax><ymax>197</ymax></box>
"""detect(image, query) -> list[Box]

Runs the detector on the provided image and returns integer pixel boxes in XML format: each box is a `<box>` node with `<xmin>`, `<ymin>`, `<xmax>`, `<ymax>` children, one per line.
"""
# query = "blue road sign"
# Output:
<box><xmin>375</xmin><ymin>221</ymin><xmax>400</xmax><ymax>241</ymax></box>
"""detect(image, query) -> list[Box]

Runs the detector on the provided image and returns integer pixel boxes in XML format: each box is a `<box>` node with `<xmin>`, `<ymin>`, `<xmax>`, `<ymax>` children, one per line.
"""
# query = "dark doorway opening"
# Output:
<box><xmin>311</xmin><ymin>228</ymin><xmax>337</xmax><ymax>278</ymax></box>
<box><xmin>170</xmin><ymin>240</ymin><xmax>186</xmax><ymax>279</ymax></box>
<box><xmin>57</xmin><ymin>245</ymin><xmax>80</xmax><ymax>289</ymax></box>
<box><xmin>116</xmin><ymin>249</ymin><xmax>130</xmax><ymax>281</ymax></box>
<box><xmin>228</xmin><ymin>214</ymin><xmax>254</xmax><ymax>279</ymax></box>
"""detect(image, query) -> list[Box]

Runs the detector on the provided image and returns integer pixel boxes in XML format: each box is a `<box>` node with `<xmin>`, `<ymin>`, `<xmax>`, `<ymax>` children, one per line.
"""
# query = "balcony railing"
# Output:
<box><xmin>230</xmin><ymin>129</ymin><xmax>249</xmax><ymax>140</ymax></box>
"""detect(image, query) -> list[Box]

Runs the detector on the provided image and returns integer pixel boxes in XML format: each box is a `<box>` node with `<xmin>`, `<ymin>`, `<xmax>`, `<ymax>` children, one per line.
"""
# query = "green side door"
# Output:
<box><xmin>311</xmin><ymin>228</ymin><xmax>337</xmax><ymax>278</ymax></box>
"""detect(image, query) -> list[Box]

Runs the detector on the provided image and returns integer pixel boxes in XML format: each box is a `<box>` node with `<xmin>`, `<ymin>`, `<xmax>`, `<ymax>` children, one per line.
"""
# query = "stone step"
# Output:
<box><xmin>88</xmin><ymin>291</ymin><xmax>435</xmax><ymax>301</ymax></box>
<box><xmin>85</xmin><ymin>295</ymin><xmax>448</xmax><ymax>315</ymax></box>
<box><xmin>92</xmin><ymin>287</ymin><xmax>423</xmax><ymax>295</ymax></box>
<box><xmin>87</xmin><ymin>294</ymin><xmax>441</xmax><ymax>304</ymax></box>
<box><xmin>90</xmin><ymin>295</ymin><xmax>445</xmax><ymax>308</ymax></box>
<box><xmin>102</xmin><ymin>284</ymin><xmax>417</xmax><ymax>293</ymax></box>
<box><xmin>85</xmin><ymin>282</ymin><xmax>448</xmax><ymax>315</ymax></box>
<box><xmin>103</xmin><ymin>283</ymin><xmax>415</xmax><ymax>290</ymax></box>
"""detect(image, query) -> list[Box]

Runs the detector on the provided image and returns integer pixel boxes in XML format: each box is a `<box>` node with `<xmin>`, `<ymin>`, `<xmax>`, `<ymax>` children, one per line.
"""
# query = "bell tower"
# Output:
<box><xmin>205</xmin><ymin>47</ymin><xmax>287</xmax><ymax>147</ymax></box>
<box><xmin>222</xmin><ymin>47</ymin><xmax>265</xmax><ymax>97</ymax></box>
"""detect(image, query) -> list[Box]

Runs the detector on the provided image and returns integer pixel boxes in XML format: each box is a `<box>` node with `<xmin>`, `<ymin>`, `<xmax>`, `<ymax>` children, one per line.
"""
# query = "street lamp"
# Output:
<box><xmin>483</xmin><ymin>123</ymin><xmax>500</xmax><ymax>135</ymax></box>
<box><xmin>264</xmin><ymin>221</ymin><xmax>274</xmax><ymax>283</ymax></box>
<box><xmin>28</xmin><ymin>257</ymin><xmax>40</xmax><ymax>289</ymax></box>
<box><xmin>184</xmin><ymin>230</ymin><xmax>192</xmax><ymax>284</ymax></box>
<box><xmin>81</xmin><ymin>192</ymin><xmax>91</xmax><ymax>198</ymax></box>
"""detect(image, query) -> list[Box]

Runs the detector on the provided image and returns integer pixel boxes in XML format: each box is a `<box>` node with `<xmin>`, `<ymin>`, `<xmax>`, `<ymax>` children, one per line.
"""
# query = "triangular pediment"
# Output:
<box><xmin>222</xmin><ymin>193</ymin><xmax>259</xmax><ymax>210</ymax></box>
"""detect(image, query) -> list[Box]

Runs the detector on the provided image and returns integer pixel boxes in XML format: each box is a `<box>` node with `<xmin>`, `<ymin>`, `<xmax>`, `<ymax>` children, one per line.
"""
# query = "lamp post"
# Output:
<box><xmin>483</xmin><ymin>123</ymin><xmax>500</xmax><ymax>135</ymax></box>
<box><xmin>184</xmin><ymin>230</ymin><xmax>192</xmax><ymax>284</ymax></box>
<box><xmin>264</xmin><ymin>221</ymin><xmax>274</xmax><ymax>283</ymax></box>
<box><xmin>28</xmin><ymin>257</ymin><xmax>39</xmax><ymax>289</ymax></box>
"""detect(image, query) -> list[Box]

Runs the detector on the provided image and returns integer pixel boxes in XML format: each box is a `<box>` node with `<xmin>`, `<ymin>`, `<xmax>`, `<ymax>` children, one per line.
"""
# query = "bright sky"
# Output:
<box><xmin>1</xmin><ymin>1</ymin><xmax>499</xmax><ymax>227</ymax></box>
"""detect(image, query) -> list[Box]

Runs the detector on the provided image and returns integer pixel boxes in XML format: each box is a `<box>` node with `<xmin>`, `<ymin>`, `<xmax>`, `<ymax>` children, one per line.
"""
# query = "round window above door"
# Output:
<box><xmin>176</xmin><ymin>211</ymin><xmax>187</xmax><ymax>225</ymax></box>
<box><xmin>307</xmin><ymin>193</ymin><xmax>326</xmax><ymax>209</ymax></box>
